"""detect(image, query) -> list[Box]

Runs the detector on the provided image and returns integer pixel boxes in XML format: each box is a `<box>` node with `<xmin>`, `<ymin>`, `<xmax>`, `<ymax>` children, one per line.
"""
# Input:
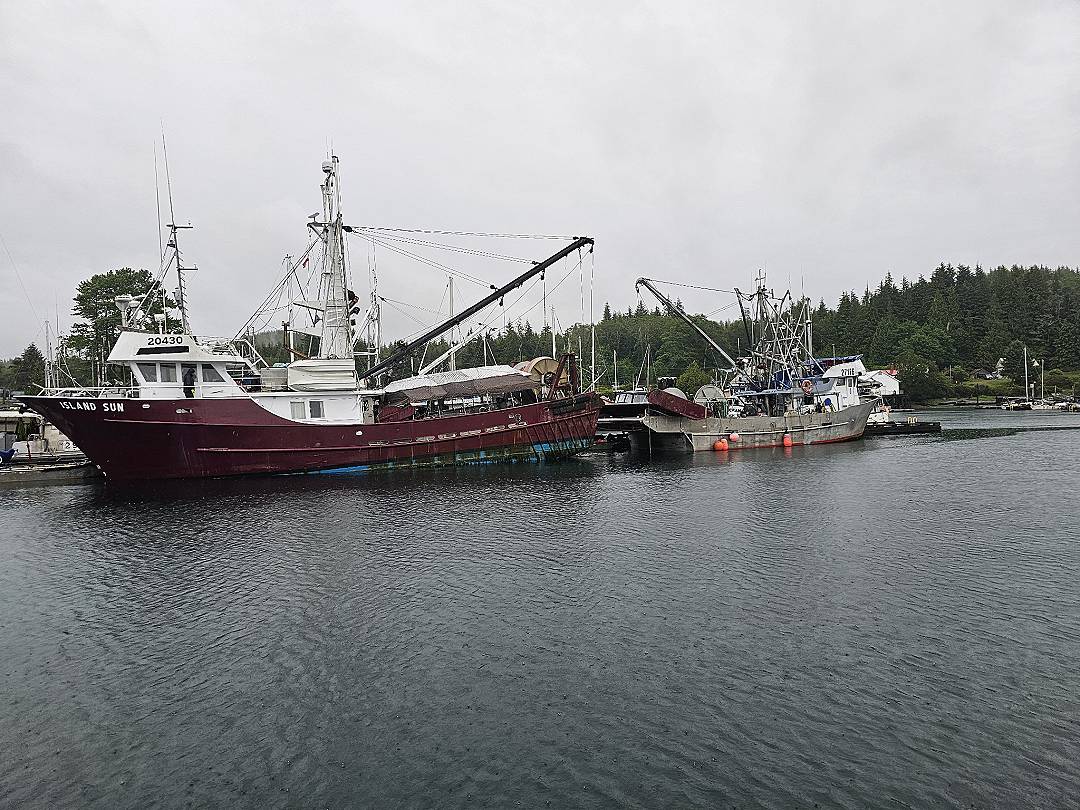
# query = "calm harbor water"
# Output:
<box><xmin>3</xmin><ymin>409</ymin><xmax>1080</xmax><ymax>808</ymax></box>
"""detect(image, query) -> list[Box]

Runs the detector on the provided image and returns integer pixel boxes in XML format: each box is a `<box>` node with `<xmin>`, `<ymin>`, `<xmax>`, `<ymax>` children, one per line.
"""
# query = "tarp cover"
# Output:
<box><xmin>287</xmin><ymin>358</ymin><xmax>359</xmax><ymax>392</ymax></box>
<box><xmin>383</xmin><ymin>365</ymin><xmax>535</xmax><ymax>404</ymax></box>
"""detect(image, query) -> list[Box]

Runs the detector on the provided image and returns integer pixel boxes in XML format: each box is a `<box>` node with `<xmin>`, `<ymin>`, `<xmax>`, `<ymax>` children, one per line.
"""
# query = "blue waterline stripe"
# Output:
<box><xmin>303</xmin><ymin>437</ymin><xmax>593</xmax><ymax>476</ymax></box>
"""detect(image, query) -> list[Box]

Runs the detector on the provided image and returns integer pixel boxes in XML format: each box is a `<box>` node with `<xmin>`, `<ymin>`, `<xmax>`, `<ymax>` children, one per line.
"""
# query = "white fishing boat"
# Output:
<box><xmin>0</xmin><ymin>409</ymin><xmax>96</xmax><ymax>483</ymax></box>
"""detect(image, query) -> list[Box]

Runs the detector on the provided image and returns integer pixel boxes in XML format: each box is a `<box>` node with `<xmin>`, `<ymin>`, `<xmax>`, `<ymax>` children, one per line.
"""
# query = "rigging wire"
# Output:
<box><xmin>578</xmin><ymin>247</ymin><xmax>584</xmax><ymax>334</ymax></box>
<box><xmin>233</xmin><ymin>240</ymin><xmax>319</xmax><ymax>340</ymax></box>
<box><xmin>378</xmin><ymin>288</ymin><xmax>451</xmax><ymax>317</ymax></box>
<box><xmin>342</xmin><ymin>230</ymin><xmax>594</xmax><ymax>356</ymax></box>
<box><xmin>645</xmin><ymin>278</ymin><xmax>736</xmax><ymax>294</ymax></box>
<box><xmin>381</xmin><ymin>297</ymin><xmax>436</xmax><ymax>330</ymax></box>
<box><xmin>131</xmin><ymin>139</ymin><xmax>189</xmax><ymax>326</ymax></box>
<box><xmin>350</xmin><ymin>226</ymin><xmax>575</xmax><ymax>240</ymax></box>
<box><xmin>411</xmin><ymin>249</ymin><xmax>587</xmax><ymax>373</ymax></box>
<box><xmin>377</xmin><ymin>296</ymin><xmax>447</xmax><ymax>316</ymax></box>
<box><xmin>499</xmin><ymin>251</ymin><xmax>585</xmax><ymax>325</ymax></box>
<box><xmin>704</xmin><ymin>301</ymin><xmax>740</xmax><ymax>318</ymax></box>
<box><xmin>0</xmin><ymin>228</ymin><xmax>45</xmax><ymax>343</ymax></box>
<box><xmin>349</xmin><ymin>228</ymin><xmax>533</xmax><ymax>265</ymax></box>
<box><xmin>359</xmin><ymin>234</ymin><xmax>493</xmax><ymax>289</ymax></box>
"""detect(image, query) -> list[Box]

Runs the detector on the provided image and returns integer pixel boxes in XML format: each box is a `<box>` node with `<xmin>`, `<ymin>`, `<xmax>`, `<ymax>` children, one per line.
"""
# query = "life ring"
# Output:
<box><xmin>800</xmin><ymin>379</ymin><xmax>813</xmax><ymax>395</ymax></box>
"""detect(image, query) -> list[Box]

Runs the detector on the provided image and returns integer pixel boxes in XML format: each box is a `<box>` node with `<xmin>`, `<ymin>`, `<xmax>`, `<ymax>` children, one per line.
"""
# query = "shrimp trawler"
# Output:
<box><xmin>598</xmin><ymin>276</ymin><xmax>875</xmax><ymax>451</ymax></box>
<box><xmin>19</xmin><ymin>157</ymin><xmax>600</xmax><ymax>481</ymax></box>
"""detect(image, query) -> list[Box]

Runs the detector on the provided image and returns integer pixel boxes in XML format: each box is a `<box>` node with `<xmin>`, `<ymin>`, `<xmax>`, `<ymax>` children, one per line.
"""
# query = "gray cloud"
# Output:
<box><xmin>2</xmin><ymin>0</ymin><xmax>1078</xmax><ymax>355</ymax></box>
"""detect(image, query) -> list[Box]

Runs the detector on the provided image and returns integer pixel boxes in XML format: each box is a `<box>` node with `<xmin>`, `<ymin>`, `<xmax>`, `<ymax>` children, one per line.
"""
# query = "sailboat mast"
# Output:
<box><xmin>44</xmin><ymin>319</ymin><xmax>53</xmax><ymax>389</ymax></box>
<box><xmin>1024</xmin><ymin>345</ymin><xmax>1030</xmax><ymax>401</ymax></box>
<box><xmin>551</xmin><ymin>307</ymin><xmax>556</xmax><ymax>357</ymax></box>
<box><xmin>449</xmin><ymin>276</ymin><xmax>456</xmax><ymax>372</ymax></box>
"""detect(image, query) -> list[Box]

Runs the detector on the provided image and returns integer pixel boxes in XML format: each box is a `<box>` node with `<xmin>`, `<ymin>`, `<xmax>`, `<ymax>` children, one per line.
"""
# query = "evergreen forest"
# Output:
<box><xmin>4</xmin><ymin>263</ymin><xmax>1080</xmax><ymax>403</ymax></box>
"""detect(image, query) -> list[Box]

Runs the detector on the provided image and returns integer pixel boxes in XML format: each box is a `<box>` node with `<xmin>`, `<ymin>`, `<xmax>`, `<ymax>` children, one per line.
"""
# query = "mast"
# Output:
<box><xmin>44</xmin><ymin>320</ymin><xmax>54</xmax><ymax>390</ymax></box>
<box><xmin>370</xmin><ymin>250</ymin><xmax>381</xmax><ymax>369</ymax></box>
<box><xmin>448</xmin><ymin>276</ymin><xmax>456</xmax><ymax>372</ymax></box>
<box><xmin>636</xmin><ymin>277</ymin><xmax>740</xmax><ymax>371</ymax></box>
<box><xmin>308</xmin><ymin>156</ymin><xmax>353</xmax><ymax>360</ymax></box>
<box><xmin>551</xmin><ymin>307</ymin><xmax>556</xmax><ymax>357</ymax></box>
<box><xmin>161</xmin><ymin>135</ymin><xmax>193</xmax><ymax>333</ymax></box>
<box><xmin>734</xmin><ymin>288</ymin><xmax>753</xmax><ymax>351</ymax></box>
<box><xmin>359</xmin><ymin>236</ymin><xmax>593</xmax><ymax>382</ymax></box>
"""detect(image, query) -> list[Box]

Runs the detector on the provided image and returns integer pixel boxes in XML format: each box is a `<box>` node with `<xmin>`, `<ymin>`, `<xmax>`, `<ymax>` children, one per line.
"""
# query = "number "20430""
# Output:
<box><xmin>147</xmin><ymin>335</ymin><xmax>183</xmax><ymax>346</ymax></box>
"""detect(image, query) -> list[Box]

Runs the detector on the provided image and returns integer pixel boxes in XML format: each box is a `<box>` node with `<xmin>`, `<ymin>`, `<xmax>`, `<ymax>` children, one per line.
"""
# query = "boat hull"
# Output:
<box><xmin>599</xmin><ymin>400</ymin><xmax>875</xmax><ymax>452</ymax></box>
<box><xmin>17</xmin><ymin>393</ymin><xmax>600</xmax><ymax>481</ymax></box>
<box><xmin>0</xmin><ymin>460</ymin><xmax>100</xmax><ymax>486</ymax></box>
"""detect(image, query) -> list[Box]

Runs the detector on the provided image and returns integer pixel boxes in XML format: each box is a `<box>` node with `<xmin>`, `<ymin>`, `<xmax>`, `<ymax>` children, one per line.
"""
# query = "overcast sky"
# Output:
<box><xmin>2</xmin><ymin>1</ymin><xmax>1078</xmax><ymax>357</ymax></box>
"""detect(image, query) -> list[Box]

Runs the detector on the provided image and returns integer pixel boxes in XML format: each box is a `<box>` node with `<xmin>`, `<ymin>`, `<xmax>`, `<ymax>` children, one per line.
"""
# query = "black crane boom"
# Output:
<box><xmin>635</xmin><ymin>277</ymin><xmax>741</xmax><ymax>372</ymax></box>
<box><xmin>358</xmin><ymin>237</ymin><xmax>593</xmax><ymax>382</ymax></box>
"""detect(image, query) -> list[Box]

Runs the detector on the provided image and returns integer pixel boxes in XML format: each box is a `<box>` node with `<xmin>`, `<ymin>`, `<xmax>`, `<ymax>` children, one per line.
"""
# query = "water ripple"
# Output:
<box><xmin>1</xmin><ymin>421</ymin><xmax>1079</xmax><ymax>807</ymax></box>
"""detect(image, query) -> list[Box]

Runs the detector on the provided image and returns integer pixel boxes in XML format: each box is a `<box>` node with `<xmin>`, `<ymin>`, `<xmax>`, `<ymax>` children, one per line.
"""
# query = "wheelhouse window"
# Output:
<box><xmin>136</xmin><ymin>363</ymin><xmax>157</xmax><ymax>382</ymax></box>
<box><xmin>201</xmin><ymin>364</ymin><xmax>225</xmax><ymax>383</ymax></box>
<box><xmin>160</xmin><ymin>364</ymin><xmax>178</xmax><ymax>383</ymax></box>
<box><xmin>309</xmin><ymin>400</ymin><xmax>325</xmax><ymax>419</ymax></box>
<box><xmin>290</xmin><ymin>401</ymin><xmax>306</xmax><ymax>420</ymax></box>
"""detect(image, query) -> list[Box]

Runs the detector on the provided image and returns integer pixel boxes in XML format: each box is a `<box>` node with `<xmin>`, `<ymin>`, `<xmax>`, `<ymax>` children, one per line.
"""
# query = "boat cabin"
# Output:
<box><xmin>109</xmin><ymin>331</ymin><xmax>255</xmax><ymax>399</ymax></box>
<box><xmin>102</xmin><ymin>330</ymin><xmax>554</xmax><ymax>427</ymax></box>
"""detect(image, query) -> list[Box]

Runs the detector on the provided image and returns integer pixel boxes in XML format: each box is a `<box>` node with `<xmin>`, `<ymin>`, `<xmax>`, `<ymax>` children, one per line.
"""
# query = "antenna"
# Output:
<box><xmin>154</xmin><ymin>149</ymin><xmax>164</xmax><ymax>262</ymax></box>
<box><xmin>161</xmin><ymin>131</ymin><xmax>192</xmax><ymax>333</ymax></box>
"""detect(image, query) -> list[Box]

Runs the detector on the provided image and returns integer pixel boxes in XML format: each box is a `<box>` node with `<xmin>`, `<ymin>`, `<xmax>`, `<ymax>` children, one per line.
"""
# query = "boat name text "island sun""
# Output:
<box><xmin>59</xmin><ymin>401</ymin><xmax>125</xmax><ymax>412</ymax></box>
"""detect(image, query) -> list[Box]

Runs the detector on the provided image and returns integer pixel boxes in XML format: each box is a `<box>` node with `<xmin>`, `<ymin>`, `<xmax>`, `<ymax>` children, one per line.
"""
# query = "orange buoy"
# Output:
<box><xmin>783</xmin><ymin>433</ymin><xmax>793</xmax><ymax>447</ymax></box>
<box><xmin>713</xmin><ymin>438</ymin><xmax>729</xmax><ymax>451</ymax></box>
<box><xmin>728</xmin><ymin>432</ymin><xmax>740</xmax><ymax>442</ymax></box>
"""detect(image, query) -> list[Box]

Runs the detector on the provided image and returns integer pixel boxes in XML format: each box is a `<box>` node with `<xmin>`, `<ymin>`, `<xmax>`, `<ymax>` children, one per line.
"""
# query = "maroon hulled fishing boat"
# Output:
<box><xmin>20</xmin><ymin>157</ymin><xmax>600</xmax><ymax>481</ymax></box>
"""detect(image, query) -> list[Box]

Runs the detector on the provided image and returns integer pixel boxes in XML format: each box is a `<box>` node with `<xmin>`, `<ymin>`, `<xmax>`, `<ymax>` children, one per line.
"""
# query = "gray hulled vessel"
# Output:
<box><xmin>598</xmin><ymin>276</ymin><xmax>876</xmax><ymax>452</ymax></box>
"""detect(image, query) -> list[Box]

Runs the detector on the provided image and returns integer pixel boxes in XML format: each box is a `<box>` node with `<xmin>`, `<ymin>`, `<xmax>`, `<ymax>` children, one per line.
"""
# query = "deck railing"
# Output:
<box><xmin>196</xmin><ymin>335</ymin><xmax>268</xmax><ymax>368</ymax></box>
<box><xmin>32</xmin><ymin>382</ymin><xmax>245</xmax><ymax>398</ymax></box>
<box><xmin>35</xmin><ymin>385</ymin><xmax>141</xmax><ymax>398</ymax></box>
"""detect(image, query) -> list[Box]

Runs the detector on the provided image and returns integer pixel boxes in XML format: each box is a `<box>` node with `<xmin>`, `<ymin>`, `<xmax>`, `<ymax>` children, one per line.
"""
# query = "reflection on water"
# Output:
<box><xmin>2</xmin><ymin>412</ymin><xmax>1079</xmax><ymax>808</ymax></box>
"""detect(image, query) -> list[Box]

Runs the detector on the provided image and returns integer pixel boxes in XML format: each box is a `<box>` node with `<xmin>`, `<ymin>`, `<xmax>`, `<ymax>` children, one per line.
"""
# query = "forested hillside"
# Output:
<box><xmin>812</xmin><ymin>264</ymin><xmax>1080</xmax><ymax>372</ymax></box>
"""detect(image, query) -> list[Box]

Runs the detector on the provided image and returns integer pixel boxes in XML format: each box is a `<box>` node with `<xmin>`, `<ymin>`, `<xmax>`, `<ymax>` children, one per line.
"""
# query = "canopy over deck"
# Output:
<box><xmin>383</xmin><ymin>365</ymin><xmax>535</xmax><ymax>404</ymax></box>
